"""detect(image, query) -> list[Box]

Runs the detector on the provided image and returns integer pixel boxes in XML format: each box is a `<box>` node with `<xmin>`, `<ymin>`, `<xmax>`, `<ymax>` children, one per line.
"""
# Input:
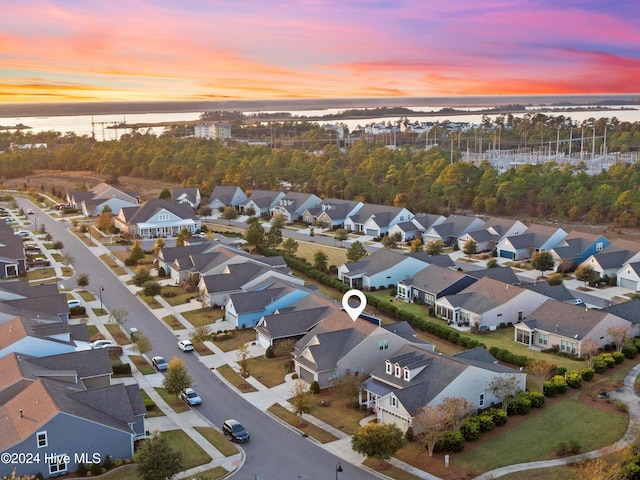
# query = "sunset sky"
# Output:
<box><xmin>2</xmin><ymin>0</ymin><xmax>639</xmax><ymax>103</ymax></box>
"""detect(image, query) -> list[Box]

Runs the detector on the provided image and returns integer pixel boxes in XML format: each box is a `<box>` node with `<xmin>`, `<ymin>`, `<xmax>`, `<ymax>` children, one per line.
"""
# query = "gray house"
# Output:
<box><xmin>301</xmin><ymin>198</ymin><xmax>362</xmax><ymax>229</ymax></box>
<box><xmin>397</xmin><ymin>264</ymin><xmax>477</xmax><ymax>306</ymax></box>
<box><xmin>173</xmin><ymin>187</ymin><xmax>201</xmax><ymax>209</ymax></box>
<box><xmin>208</xmin><ymin>186</ymin><xmax>247</xmax><ymax>211</ymax></box>
<box><xmin>270</xmin><ymin>192</ymin><xmax>322</xmax><ymax>222</ymax></box>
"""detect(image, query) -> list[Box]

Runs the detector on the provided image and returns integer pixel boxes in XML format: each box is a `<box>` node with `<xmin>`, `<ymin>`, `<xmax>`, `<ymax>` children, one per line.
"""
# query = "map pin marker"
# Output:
<box><xmin>342</xmin><ymin>289</ymin><xmax>367</xmax><ymax>322</ymax></box>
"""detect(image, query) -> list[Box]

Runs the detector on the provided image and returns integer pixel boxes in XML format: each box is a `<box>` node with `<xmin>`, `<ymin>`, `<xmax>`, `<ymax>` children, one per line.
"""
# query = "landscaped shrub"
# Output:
<box><xmin>526</xmin><ymin>391</ymin><xmax>545</xmax><ymax>408</ymax></box>
<box><xmin>612</xmin><ymin>351</ymin><xmax>625</xmax><ymax>364</ymax></box>
<box><xmin>507</xmin><ymin>392</ymin><xmax>531</xmax><ymax>415</ymax></box>
<box><xmin>543</xmin><ymin>380</ymin><xmax>558</xmax><ymax>397</ymax></box>
<box><xmin>551</xmin><ymin>375</ymin><xmax>568</xmax><ymax>395</ymax></box>
<box><xmin>486</xmin><ymin>408</ymin><xmax>508</xmax><ymax>426</ymax></box>
<box><xmin>89</xmin><ymin>461</ymin><xmax>102</xmax><ymax>476</ymax></box>
<box><xmin>488</xmin><ymin>347</ymin><xmax>530</xmax><ymax>368</ymax></box>
<box><xmin>405</xmin><ymin>426</ymin><xmax>414</xmax><ymax>442</ymax></box>
<box><xmin>124</xmin><ymin>257</ymin><xmax>137</xmax><ymax>266</ymax></box>
<box><xmin>593</xmin><ymin>359</ymin><xmax>607</xmax><ymax>374</ymax></box>
<box><xmin>460</xmin><ymin>417</ymin><xmax>481</xmax><ymax>441</ymax></box>
<box><xmin>76</xmin><ymin>462</ymin><xmax>87</xmax><ymax>477</ymax></box>
<box><xmin>309</xmin><ymin>381</ymin><xmax>320</xmax><ymax>394</ymax></box>
<box><xmin>581</xmin><ymin>368</ymin><xmax>595</xmax><ymax>381</ymax></box>
<box><xmin>433</xmin><ymin>431</ymin><xmax>465</xmax><ymax>453</ymax></box>
<box><xmin>553</xmin><ymin>366</ymin><xmax>567</xmax><ymax>377</ymax></box>
<box><xmin>143</xmin><ymin>397</ymin><xmax>156</xmax><ymax>411</ymax></box>
<box><xmin>598</xmin><ymin>353</ymin><xmax>616</xmax><ymax>369</ymax></box>
<box><xmin>553</xmin><ymin>440</ymin><xmax>581</xmax><ymax>457</ymax></box>
<box><xmin>102</xmin><ymin>455</ymin><xmax>113</xmax><ymax>470</ymax></box>
<box><xmin>111</xmin><ymin>361</ymin><xmax>132</xmax><ymax>375</ymax></box>
<box><xmin>565</xmin><ymin>371</ymin><xmax>582</xmax><ymax>389</ymax></box>
<box><xmin>69</xmin><ymin>305</ymin><xmax>86</xmax><ymax>316</ymax></box>
<box><xmin>477</xmin><ymin>413</ymin><xmax>495</xmax><ymax>432</ymax></box>
<box><xmin>622</xmin><ymin>342</ymin><xmax>638</xmax><ymax>359</ymax></box>
<box><xmin>265</xmin><ymin>346</ymin><xmax>274</xmax><ymax>358</ymax></box>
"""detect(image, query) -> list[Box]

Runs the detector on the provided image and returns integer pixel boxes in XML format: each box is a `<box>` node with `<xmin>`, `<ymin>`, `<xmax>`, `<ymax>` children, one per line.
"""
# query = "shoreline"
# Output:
<box><xmin>0</xmin><ymin>94</ymin><xmax>639</xmax><ymax>119</ymax></box>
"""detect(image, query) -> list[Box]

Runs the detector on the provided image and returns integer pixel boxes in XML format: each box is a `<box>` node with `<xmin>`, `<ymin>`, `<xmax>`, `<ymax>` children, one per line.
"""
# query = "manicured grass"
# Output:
<box><xmin>129</xmin><ymin>355</ymin><xmax>155</xmax><ymax>375</ymax></box>
<box><xmin>161</xmin><ymin>430</ymin><xmax>212</xmax><ymax>469</ymax></box>
<box><xmin>306</xmin><ymin>389</ymin><xmax>369</xmax><ymax>436</ymax></box>
<box><xmin>182</xmin><ymin>308</ymin><xmax>226</xmax><ymax>327</ymax></box>
<box><xmin>194</xmin><ymin>342</ymin><xmax>214</xmax><ymax>356</ymax></box>
<box><xmin>139</xmin><ymin>389</ymin><xmax>165</xmax><ymax>418</ymax></box>
<box><xmin>99</xmin><ymin>253</ymin><xmax>127</xmax><ymax>275</ymax></box>
<box><xmin>154</xmin><ymin>387</ymin><xmax>191</xmax><ymax>413</ymax></box>
<box><xmin>362</xmin><ymin>458</ymin><xmax>425</xmax><ymax>480</ymax></box>
<box><xmin>92</xmin><ymin>307</ymin><xmax>108</xmax><ymax>316</ymax></box>
<box><xmin>86</xmin><ymin>324</ymin><xmax>99</xmax><ymax>339</ymax></box>
<box><xmin>105</xmin><ymin>323</ymin><xmax>132</xmax><ymax>345</ymax></box>
<box><xmin>215</xmin><ymin>364</ymin><xmax>258</xmax><ymax>393</ymax></box>
<box><xmin>267</xmin><ymin>403</ymin><xmax>339</xmax><ymax>443</ymax></box>
<box><xmin>211</xmin><ymin>329</ymin><xmax>255</xmax><ymax>352</ymax></box>
<box><xmin>25</xmin><ymin>267</ymin><xmax>57</xmax><ymax>281</ymax></box>
<box><xmin>245</xmin><ymin>356</ymin><xmax>287</xmax><ymax>388</ymax></box>
<box><xmin>162</xmin><ymin>314</ymin><xmax>186</xmax><ymax>330</ymax></box>
<box><xmin>139</xmin><ymin>293</ymin><xmax>163</xmax><ymax>309</ymax></box>
<box><xmin>499</xmin><ymin>466</ymin><xmax>577</xmax><ymax>480</ymax></box>
<box><xmin>160</xmin><ymin>285</ymin><xmax>196</xmax><ymax>306</ymax></box>
<box><xmin>92</xmin><ymin>464</ymin><xmax>137</xmax><ymax>480</ymax></box>
<box><xmin>194</xmin><ymin>426</ymin><xmax>239</xmax><ymax>457</ymax></box>
<box><xmin>51</xmin><ymin>253</ymin><xmax>64</xmax><ymax>262</ymax></box>
<box><xmin>294</xmin><ymin>240</ymin><xmax>347</xmax><ymax>267</ymax></box>
<box><xmin>454</xmin><ymin>395</ymin><xmax>628</xmax><ymax>472</ymax></box>
<box><xmin>187</xmin><ymin>466</ymin><xmax>229</xmax><ymax>480</ymax></box>
<box><xmin>78</xmin><ymin>290</ymin><xmax>96</xmax><ymax>302</ymax></box>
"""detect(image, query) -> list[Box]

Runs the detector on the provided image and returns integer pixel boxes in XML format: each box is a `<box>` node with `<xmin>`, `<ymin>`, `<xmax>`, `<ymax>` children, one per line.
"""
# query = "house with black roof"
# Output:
<box><xmin>114</xmin><ymin>199</ymin><xmax>200</xmax><ymax>239</ymax></box>
<box><xmin>397</xmin><ymin>264</ymin><xmax>477</xmax><ymax>306</ymax></box>
<box><xmin>207</xmin><ymin>186</ymin><xmax>247</xmax><ymax>211</ymax></box>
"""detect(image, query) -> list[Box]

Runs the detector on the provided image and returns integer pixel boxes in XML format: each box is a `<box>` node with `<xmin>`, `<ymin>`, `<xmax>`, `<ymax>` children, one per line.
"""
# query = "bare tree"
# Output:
<box><xmin>413</xmin><ymin>403</ymin><xmax>455</xmax><ymax>457</ymax></box>
<box><xmin>289</xmin><ymin>380</ymin><xmax>316</xmax><ymax>425</ymax></box>
<box><xmin>607</xmin><ymin>326</ymin><xmax>629</xmax><ymax>352</ymax></box>
<box><xmin>488</xmin><ymin>375</ymin><xmax>521</xmax><ymax>413</ymax></box>
<box><xmin>526</xmin><ymin>360</ymin><xmax>555</xmax><ymax>392</ymax></box>
<box><xmin>581</xmin><ymin>338</ymin><xmax>601</xmax><ymax>367</ymax></box>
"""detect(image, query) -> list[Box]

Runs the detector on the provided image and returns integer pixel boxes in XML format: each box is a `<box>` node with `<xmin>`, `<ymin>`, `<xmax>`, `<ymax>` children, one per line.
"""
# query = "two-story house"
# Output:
<box><xmin>114</xmin><ymin>199</ymin><xmax>200</xmax><ymax>239</ymax></box>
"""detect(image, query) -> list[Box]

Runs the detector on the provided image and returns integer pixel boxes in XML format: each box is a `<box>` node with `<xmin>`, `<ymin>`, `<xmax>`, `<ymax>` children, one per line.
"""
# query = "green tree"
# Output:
<box><xmin>236</xmin><ymin>343</ymin><xmax>250</xmax><ymax>378</ymax></box>
<box><xmin>245</xmin><ymin>220</ymin><xmax>265</xmax><ymax>250</ymax></box>
<box><xmin>266</xmin><ymin>214</ymin><xmax>286</xmax><ymax>247</ymax></box>
<box><xmin>463</xmin><ymin>238</ymin><xmax>478</xmax><ymax>257</ymax></box>
<box><xmin>335</xmin><ymin>228</ymin><xmax>349</xmax><ymax>246</ymax></box>
<box><xmin>152</xmin><ymin>237</ymin><xmax>166</xmax><ymax>255</ymax></box>
<box><xmin>132</xmin><ymin>267</ymin><xmax>152</xmax><ymax>287</ymax></box>
<box><xmin>351</xmin><ymin>422</ymin><xmax>405</xmax><ymax>465</ymax></box>
<box><xmin>346</xmin><ymin>241</ymin><xmax>368</xmax><ymax>262</ymax></box>
<box><xmin>162</xmin><ymin>356</ymin><xmax>192</xmax><ymax>395</ymax></box>
<box><xmin>531</xmin><ymin>251</ymin><xmax>555</xmax><ymax>277</ymax></box>
<box><xmin>131</xmin><ymin>331</ymin><xmax>152</xmax><ymax>356</ymax></box>
<box><xmin>190</xmin><ymin>325</ymin><xmax>213</xmax><ymax>345</ymax></box>
<box><xmin>135</xmin><ymin>430</ymin><xmax>183</xmax><ymax>480</ymax></box>
<box><xmin>158</xmin><ymin>187</ymin><xmax>171</xmax><ymax>200</ymax></box>
<box><xmin>220</xmin><ymin>205</ymin><xmax>239</xmax><ymax>224</ymax></box>
<box><xmin>575</xmin><ymin>264</ymin><xmax>597</xmax><ymax>286</ymax></box>
<box><xmin>76</xmin><ymin>273</ymin><xmax>90</xmax><ymax>291</ymax></box>
<box><xmin>175</xmin><ymin>227</ymin><xmax>192</xmax><ymax>247</ymax></box>
<box><xmin>289</xmin><ymin>380</ymin><xmax>317</xmax><ymax>426</ymax></box>
<box><xmin>313</xmin><ymin>250</ymin><xmax>329</xmax><ymax>271</ymax></box>
<box><xmin>129</xmin><ymin>239</ymin><xmax>144</xmax><ymax>263</ymax></box>
<box><xmin>413</xmin><ymin>403</ymin><xmax>456</xmax><ymax>457</ymax></box>
<box><xmin>281</xmin><ymin>237</ymin><xmax>299</xmax><ymax>255</ymax></box>
<box><xmin>382</xmin><ymin>233</ymin><xmax>401</xmax><ymax>250</ymax></box>
<box><xmin>108</xmin><ymin>307</ymin><xmax>129</xmax><ymax>326</ymax></box>
<box><xmin>409</xmin><ymin>238</ymin><xmax>423</xmax><ymax>253</ymax></box>
<box><xmin>244</xmin><ymin>206</ymin><xmax>256</xmax><ymax>217</ymax></box>
<box><xmin>142</xmin><ymin>280</ymin><xmax>162</xmax><ymax>297</ymax></box>
<box><xmin>425</xmin><ymin>239</ymin><xmax>444</xmax><ymax>256</ymax></box>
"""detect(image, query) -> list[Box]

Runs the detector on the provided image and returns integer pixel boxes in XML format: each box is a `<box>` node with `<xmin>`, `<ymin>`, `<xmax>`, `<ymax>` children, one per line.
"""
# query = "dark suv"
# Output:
<box><xmin>222</xmin><ymin>419</ymin><xmax>250</xmax><ymax>443</ymax></box>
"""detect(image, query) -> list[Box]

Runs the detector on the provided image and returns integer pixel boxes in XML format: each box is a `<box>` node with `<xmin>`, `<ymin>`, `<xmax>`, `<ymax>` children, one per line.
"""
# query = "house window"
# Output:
<box><xmin>518</xmin><ymin>311</ymin><xmax>523</xmax><ymax>321</ymax></box>
<box><xmin>596</xmin><ymin>242</ymin><xmax>603</xmax><ymax>251</ymax></box>
<box><xmin>379</xmin><ymin>340</ymin><xmax>389</xmax><ymax>350</ymax></box>
<box><xmin>400</xmin><ymin>216</ymin><xmax>404</xmax><ymax>221</ymax></box>
<box><xmin>394</xmin><ymin>365</ymin><xmax>401</xmax><ymax>378</ymax></box>
<box><xmin>390</xmin><ymin>396</ymin><xmax>397</xmax><ymax>408</ymax></box>
<box><xmin>539</xmin><ymin>333</ymin><xmax>548</xmax><ymax>346</ymax></box>
<box><xmin>158</xmin><ymin>213</ymin><xmax>170</xmax><ymax>221</ymax></box>
<box><xmin>37</xmin><ymin>431</ymin><xmax>48</xmax><ymax>448</ymax></box>
<box><xmin>403</xmin><ymin>367</ymin><xmax>410</xmax><ymax>381</ymax></box>
<box><xmin>479</xmin><ymin>393</ymin><xmax>485</xmax><ymax>408</ymax></box>
<box><xmin>49</xmin><ymin>454</ymin><xmax>68</xmax><ymax>475</ymax></box>
<box><xmin>560</xmin><ymin>339</ymin><xmax>577</xmax><ymax>354</ymax></box>
<box><xmin>385</xmin><ymin>361</ymin><xmax>392</xmax><ymax>374</ymax></box>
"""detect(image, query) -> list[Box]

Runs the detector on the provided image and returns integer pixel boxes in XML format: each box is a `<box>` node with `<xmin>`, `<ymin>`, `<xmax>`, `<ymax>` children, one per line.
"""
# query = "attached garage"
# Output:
<box><xmin>297</xmin><ymin>366</ymin><xmax>315</xmax><ymax>384</ymax></box>
<box><xmin>499</xmin><ymin>250</ymin><xmax>515</xmax><ymax>259</ymax></box>
<box><xmin>619</xmin><ymin>277</ymin><xmax>639</xmax><ymax>290</ymax></box>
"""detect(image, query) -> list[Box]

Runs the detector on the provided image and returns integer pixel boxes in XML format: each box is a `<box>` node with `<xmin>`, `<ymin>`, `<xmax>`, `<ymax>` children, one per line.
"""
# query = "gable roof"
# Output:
<box><xmin>125</xmin><ymin>199</ymin><xmax>196</xmax><ymax>224</ymax></box>
<box><xmin>520</xmin><ymin>281</ymin><xmax>575</xmax><ymax>302</ymax></box>
<box><xmin>255</xmin><ymin>306</ymin><xmax>333</xmax><ymax>341</ymax></box>
<box><xmin>401</xmin><ymin>264</ymin><xmax>473</xmax><ymax>293</ymax></box>
<box><xmin>172</xmin><ymin>187</ymin><xmax>200</xmax><ymax>205</ymax></box>
<box><xmin>342</xmin><ymin>249</ymin><xmax>427</xmax><ymax>277</ymax></box>
<box><xmin>0</xmin><ymin>317</ymin><xmax>75</xmax><ymax>350</ymax></box>
<box><xmin>602</xmin><ymin>299</ymin><xmax>640</xmax><ymax>325</ymax></box>
<box><xmin>444</xmin><ymin>277</ymin><xmax>526</xmax><ymax>314</ymax></box>
<box><xmin>347</xmin><ymin>203</ymin><xmax>406</xmax><ymax>226</ymax></box>
<box><xmin>467</xmin><ymin>266</ymin><xmax>520</xmax><ymax>284</ymax></box>
<box><xmin>429</xmin><ymin>215</ymin><xmax>485</xmax><ymax>238</ymax></box>
<box><xmin>520</xmin><ymin>300</ymin><xmax>611</xmax><ymax>340</ymax></box>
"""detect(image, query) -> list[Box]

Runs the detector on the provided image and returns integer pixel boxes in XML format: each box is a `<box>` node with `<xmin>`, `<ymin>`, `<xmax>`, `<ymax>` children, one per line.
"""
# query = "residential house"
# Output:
<box><xmin>514</xmin><ymin>300</ymin><xmax>635</xmax><ymax>356</ymax></box>
<box><xmin>0</xmin><ymin>222</ymin><xmax>27</xmax><ymax>277</ymax></box>
<box><xmin>293</xmin><ymin>312</ymin><xmax>434</xmax><ymax>389</ymax></box>
<box><xmin>207</xmin><ymin>186</ymin><xmax>247</xmax><ymax>211</ymax></box>
<box><xmin>344</xmin><ymin>203</ymin><xmax>414</xmax><ymax>237</ymax></box>
<box><xmin>224</xmin><ymin>280</ymin><xmax>311</xmax><ymax>328</ymax></box>
<box><xmin>338</xmin><ymin>249</ymin><xmax>431</xmax><ymax>290</ymax></box>
<box><xmin>270</xmin><ymin>192</ymin><xmax>322</xmax><ymax>222</ymax></box>
<box><xmin>580</xmin><ymin>239</ymin><xmax>640</xmax><ymax>279</ymax></box>
<box><xmin>520</xmin><ymin>281</ymin><xmax>577</xmax><ymax>304</ymax></box>
<box><xmin>242</xmin><ymin>190</ymin><xmax>286</xmax><ymax>217</ymax></box>
<box><xmin>388</xmin><ymin>214</ymin><xmax>445</xmax><ymax>243</ymax></box>
<box><xmin>302</xmin><ymin>198</ymin><xmax>362</xmax><ymax>229</ymax></box>
<box><xmin>0</xmin><ymin>316</ymin><xmax>90</xmax><ymax>358</ymax></box>
<box><xmin>457</xmin><ymin>216</ymin><xmax>526</xmax><ymax>252</ymax></box>
<box><xmin>0</xmin><ymin>281</ymin><xmax>70</xmax><ymax>325</ymax></box>
<box><xmin>199</xmin><ymin>262</ymin><xmax>304</xmax><ymax>307</ymax></box>
<box><xmin>360</xmin><ymin>345</ymin><xmax>526</xmax><ymax>433</ymax></box>
<box><xmin>617</xmin><ymin>262</ymin><xmax>640</xmax><ymax>291</ymax></box>
<box><xmin>172</xmin><ymin>187</ymin><xmax>201</xmax><ymax>209</ymax></box>
<box><xmin>397</xmin><ymin>264</ymin><xmax>477</xmax><ymax>306</ymax></box>
<box><xmin>0</xmin><ymin>351</ymin><xmax>145</xmax><ymax>478</ymax></box>
<box><xmin>549</xmin><ymin>231</ymin><xmax>610</xmax><ymax>271</ymax></box>
<box><xmin>496</xmin><ymin>224</ymin><xmax>567</xmax><ymax>260</ymax></box>
<box><xmin>467</xmin><ymin>266</ymin><xmax>520</xmax><ymax>285</ymax></box>
<box><xmin>602</xmin><ymin>299</ymin><xmax>640</xmax><ymax>326</ymax></box>
<box><xmin>423</xmin><ymin>215</ymin><xmax>486</xmax><ymax>247</ymax></box>
<box><xmin>435</xmin><ymin>277</ymin><xmax>549</xmax><ymax>330</ymax></box>
<box><xmin>67</xmin><ymin>183</ymin><xmax>139</xmax><ymax>217</ymax></box>
<box><xmin>114</xmin><ymin>199</ymin><xmax>200</xmax><ymax>239</ymax></box>
<box><xmin>156</xmin><ymin>240</ymin><xmax>218</xmax><ymax>279</ymax></box>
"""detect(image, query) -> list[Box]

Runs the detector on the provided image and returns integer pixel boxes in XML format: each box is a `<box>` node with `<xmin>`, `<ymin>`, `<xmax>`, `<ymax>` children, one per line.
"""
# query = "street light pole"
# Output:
<box><xmin>99</xmin><ymin>285</ymin><xmax>104</xmax><ymax>313</ymax></box>
<box><xmin>335</xmin><ymin>462</ymin><xmax>343</xmax><ymax>480</ymax></box>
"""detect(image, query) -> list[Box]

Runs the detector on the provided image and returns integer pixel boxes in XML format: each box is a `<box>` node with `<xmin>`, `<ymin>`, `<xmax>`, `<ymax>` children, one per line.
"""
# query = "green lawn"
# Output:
<box><xmin>160</xmin><ymin>430</ymin><xmax>212</xmax><ymax>469</ymax></box>
<box><xmin>294</xmin><ymin>240</ymin><xmax>347</xmax><ymax>267</ymax></box>
<box><xmin>129</xmin><ymin>355</ymin><xmax>155</xmax><ymax>375</ymax></box>
<box><xmin>105</xmin><ymin>323</ymin><xmax>132</xmax><ymax>345</ymax></box>
<box><xmin>78</xmin><ymin>290</ymin><xmax>96</xmax><ymax>302</ymax></box>
<box><xmin>245</xmin><ymin>356</ymin><xmax>288</xmax><ymax>388</ymax></box>
<box><xmin>139</xmin><ymin>389</ymin><xmax>165</xmax><ymax>418</ymax></box>
<box><xmin>194</xmin><ymin>426</ymin><xmax>239</xmax><ymax>457</ymax></box>
<box><xmin>160</xmin><ymin>285</ymin><xmax>197</xmax><ymax>306</ymax></box>
<box><xmin>267</xmin><ymin>403</ymin><xmax>339</xmax><ymax>443</ymax></box>
<box><xmin>86</xmin><ymin>324</ymin><xmax>99</xmax><ymax>340</ymax></box>
<box><xmin>139</xmin><ymin>293</ymin><xmax>163</xmax><ymax>309</ymax></box>
<box><xmin>162</xmin><ymin>314</ymin><xmax>186</xmax><ymax>330</ymax></box>
<box><xmin>211</xmin><ymin>329</ymin><xmax>255</xmax><ymax>352</ymax></box>
<box><xmin>154</xmin><ymin>387</ymin><xmax>191</xmax><ymax>413</ymax></box>
<box><xmin>215</xmin><ymin>364</ymin><xmax>258</xmax><ymax>393</ymax></box>
<box><xmin>454</xmin><ymin>395</ymin><xmax>628</xmax><ymax>472</ymax></box>
<box><xmin>182</xmin><ymin>308</ymin><xmax>226</xmax><ymax>327</ymax></box>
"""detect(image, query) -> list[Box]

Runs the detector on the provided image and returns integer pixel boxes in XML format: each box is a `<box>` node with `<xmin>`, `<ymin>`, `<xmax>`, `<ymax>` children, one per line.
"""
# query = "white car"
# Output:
<box><xmin>27</xmin><ymin>209</ymin><xmax>34</xmax><ymax>215</ymax></box>
<box><xmin>16</xmin><ymin>230</ymin><xmax>30</xmax><ymax>237</ymax></box>
<box><xmin>179</xmin><ymin>387</ymin><xmax>202</xmax><ymax>406</ymax></box>
<box><xmin>90</xmin><ymin>339</ymin><xmax>114</xmax><ymax>349</ymax></box>
<box><xmin>178</xmin><ymin>340</ymin><xmax>194</xmax><ymax>352</ymax></box>
<box><xmin>67</xmin><ymin>299</ymin><xmax>82</xmax><ymax>309</ymax></box>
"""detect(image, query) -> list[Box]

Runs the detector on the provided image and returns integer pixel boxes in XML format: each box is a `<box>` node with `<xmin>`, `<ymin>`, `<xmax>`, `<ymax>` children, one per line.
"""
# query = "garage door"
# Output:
<box><xmin>619</xmin><ymin>278</ymin><xmax>638</xmax><ymax>290</ymax></box>
<box><xmin>366</xmin><ymin>229</ymin><xmax>377</xmax><ymax>236</ymax></box>
<box><xmin>499</xmin><ymin>250</ymin><xmax>514</xmax><ymax>259</ymax></box>
<box><xmin>298</xmin><ymin>366</ymin><xmax>315</xmax><ymax>384</ymax></box>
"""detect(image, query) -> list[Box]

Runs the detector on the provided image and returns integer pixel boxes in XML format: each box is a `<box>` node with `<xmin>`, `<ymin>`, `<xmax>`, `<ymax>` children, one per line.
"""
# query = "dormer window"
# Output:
<box><xmin>158</xmin><ymin>213</ymin><xmax>169</xmax><ymax>221</ymax></box>
<box><xmin>394</xmin><ymin>365</ymin><xmax>401</xmax><ymax>378</ymax></box>
<box><xmin>403</xmin><ymin>367</ymin><xmax>410</xmax><ymax>381</ymax></box>
<box><xmin>385</xmin><ymin>360</ymin><xmax>392</xmax><ymax>375</ymax></box>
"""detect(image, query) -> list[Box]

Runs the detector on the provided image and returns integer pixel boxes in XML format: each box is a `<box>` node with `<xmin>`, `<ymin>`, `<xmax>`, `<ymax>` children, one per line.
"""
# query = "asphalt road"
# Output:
<box><xmin>16</xmin><ymin>198</ymin><xmax>378</xmax><ymax>480</ymax></box>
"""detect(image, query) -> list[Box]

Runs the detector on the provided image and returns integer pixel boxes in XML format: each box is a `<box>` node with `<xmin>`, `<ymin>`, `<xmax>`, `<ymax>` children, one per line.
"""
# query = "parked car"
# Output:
<box><xmin>67</xmin><ymin>299</ymin><xmax>82</xmax><ymax>309</ymax></box>
<box><xmin>573</xmin><ymin>298</ymin><xmax>584</xmax><ymax>305</ymax></box>
<box><xmin>152</xmin><ymin>356</ymin><xmax>168</xmax><ymax>371</ymax></box>
<box><xmin>27</xmin><ymin>209</ymin><xmax>34</xmax><ymax>215</ymax></box>
<box><xmin>89</xmin><ymin>339</ymin><xmax>114</xmax><ymax>349</ymax></box>
<box><xmin>15</xmin><ymin>230</ymin><xmax>30</xmax><ymax>237</ymax></box>
<box><xmin>179</xmin><ymin>387</ymin><xmax>202</xmax><ymax>406</ymax></box>
<box><xmin>178</xmin><ymin>340</ymin><xmax>194</xmax><ymax>352</ymax></box>
<box><xmin>222</xmin><ymin>419</ymin><xmax>250</xmax><ymax>443</ymax></box>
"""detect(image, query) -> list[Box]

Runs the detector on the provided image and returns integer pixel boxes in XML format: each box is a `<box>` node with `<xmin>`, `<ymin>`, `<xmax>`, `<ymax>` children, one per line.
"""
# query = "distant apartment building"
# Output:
<box><xmin>194</xmin><ymin>122</ymin><xmax>231</xmax><ymax>141</ymax></box>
